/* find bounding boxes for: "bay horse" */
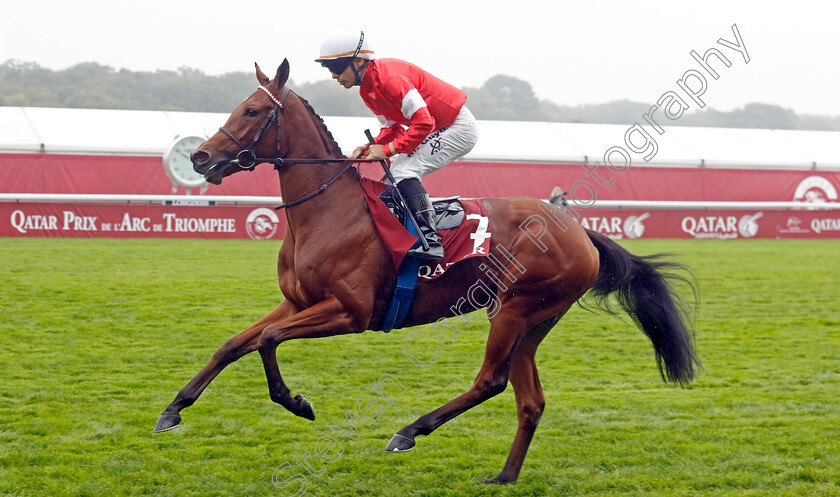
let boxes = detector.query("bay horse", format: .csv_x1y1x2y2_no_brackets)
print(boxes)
154,59,700,484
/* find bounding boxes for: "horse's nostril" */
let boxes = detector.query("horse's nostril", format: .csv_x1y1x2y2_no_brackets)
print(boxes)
190,149,210,166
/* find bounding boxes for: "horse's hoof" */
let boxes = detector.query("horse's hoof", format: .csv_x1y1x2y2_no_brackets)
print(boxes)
385,433,415,452
295,394,315,421
154,412,182,433
478,476,515,485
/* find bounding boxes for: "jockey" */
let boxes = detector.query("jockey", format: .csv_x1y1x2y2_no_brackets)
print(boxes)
316,29,478,262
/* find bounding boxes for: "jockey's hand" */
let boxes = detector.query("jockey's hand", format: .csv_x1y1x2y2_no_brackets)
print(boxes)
364,144,388,162
352,144,370,159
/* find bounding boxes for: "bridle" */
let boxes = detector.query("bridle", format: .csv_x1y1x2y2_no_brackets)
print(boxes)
218,85,292,171
217,85,367,209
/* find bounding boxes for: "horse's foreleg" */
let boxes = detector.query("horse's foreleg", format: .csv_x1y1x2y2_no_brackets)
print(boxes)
153,300,297,433
257,296,364,420
385,312,527,453
259,347,316,421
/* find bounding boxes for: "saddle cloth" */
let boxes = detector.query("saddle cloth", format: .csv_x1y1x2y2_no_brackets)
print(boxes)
359,178,491,279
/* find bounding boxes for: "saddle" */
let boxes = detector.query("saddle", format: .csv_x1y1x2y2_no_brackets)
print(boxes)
359,178,491,332
377,186,466,231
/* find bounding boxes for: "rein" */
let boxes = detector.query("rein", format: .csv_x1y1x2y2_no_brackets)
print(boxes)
218,85,372,210
272,161,356,210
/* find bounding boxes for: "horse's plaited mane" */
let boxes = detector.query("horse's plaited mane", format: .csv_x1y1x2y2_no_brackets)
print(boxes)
292,90,346,159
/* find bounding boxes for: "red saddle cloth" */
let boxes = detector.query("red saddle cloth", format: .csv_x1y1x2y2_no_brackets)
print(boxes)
359,178,491,279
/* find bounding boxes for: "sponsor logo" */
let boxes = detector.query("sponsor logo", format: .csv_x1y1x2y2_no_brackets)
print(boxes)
10,209,101,233
10,210,60,233
6,207,237,235
780,216,810,234
793,176,838,204
737,212,763,238
811,218,840,234
681,212,763,239
168,199,212,206
418,262,456,280
623,213,649,239
579,213,650,239
246,208,280,240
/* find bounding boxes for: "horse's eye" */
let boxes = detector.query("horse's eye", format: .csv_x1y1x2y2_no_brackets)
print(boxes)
245,108,260,117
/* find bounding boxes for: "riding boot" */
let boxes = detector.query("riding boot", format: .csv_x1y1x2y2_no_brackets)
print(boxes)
404,193,445,261
397,179,444,262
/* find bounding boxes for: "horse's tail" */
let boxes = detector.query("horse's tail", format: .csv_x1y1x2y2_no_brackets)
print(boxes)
583,229,700,385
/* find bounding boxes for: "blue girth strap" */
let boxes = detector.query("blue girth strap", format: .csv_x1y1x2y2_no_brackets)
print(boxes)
378,221,421,332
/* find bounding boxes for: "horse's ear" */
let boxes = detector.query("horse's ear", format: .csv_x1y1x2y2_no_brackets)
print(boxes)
274,59,290,88
255,63,270,85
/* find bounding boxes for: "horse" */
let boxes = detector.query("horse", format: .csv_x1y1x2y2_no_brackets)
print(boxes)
154,59,700,484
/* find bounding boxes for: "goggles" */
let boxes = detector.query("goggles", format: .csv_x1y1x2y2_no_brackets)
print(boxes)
322,58,351,75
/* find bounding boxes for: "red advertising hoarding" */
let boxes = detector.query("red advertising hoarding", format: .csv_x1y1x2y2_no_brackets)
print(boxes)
3,203,839,240
2,152,839,239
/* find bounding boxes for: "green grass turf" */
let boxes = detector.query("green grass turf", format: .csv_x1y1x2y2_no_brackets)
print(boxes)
0,238,838,497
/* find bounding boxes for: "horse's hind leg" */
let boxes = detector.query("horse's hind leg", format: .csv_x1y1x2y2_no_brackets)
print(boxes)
479,314,559,484
385,311,530,452
153,300,297,433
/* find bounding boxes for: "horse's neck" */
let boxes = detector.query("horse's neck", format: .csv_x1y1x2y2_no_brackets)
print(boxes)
277,105,364,236
278,165,363,241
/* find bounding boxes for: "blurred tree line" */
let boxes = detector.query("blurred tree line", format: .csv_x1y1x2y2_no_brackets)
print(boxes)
2,60,838,131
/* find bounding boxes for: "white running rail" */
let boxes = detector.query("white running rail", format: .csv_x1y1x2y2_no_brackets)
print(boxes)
2,194,840,210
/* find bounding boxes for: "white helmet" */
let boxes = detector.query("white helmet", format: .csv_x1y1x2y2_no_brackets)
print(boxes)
315,29,375,62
